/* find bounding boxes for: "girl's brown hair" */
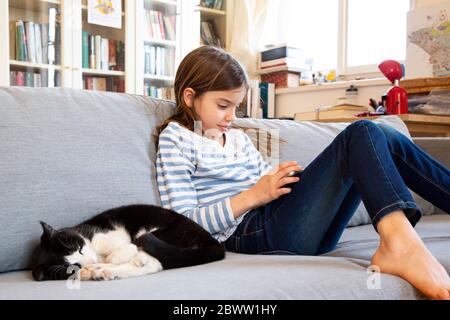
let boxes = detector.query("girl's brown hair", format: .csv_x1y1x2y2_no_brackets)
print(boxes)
156,46,249,139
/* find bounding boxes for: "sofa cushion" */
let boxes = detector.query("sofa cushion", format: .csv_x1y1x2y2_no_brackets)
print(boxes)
0,87,175,273
234,116,435,227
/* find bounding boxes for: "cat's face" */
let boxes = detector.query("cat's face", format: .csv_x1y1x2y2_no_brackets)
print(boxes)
32,222,98,281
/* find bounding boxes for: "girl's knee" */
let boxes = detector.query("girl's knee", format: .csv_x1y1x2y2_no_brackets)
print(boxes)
346,120,380,135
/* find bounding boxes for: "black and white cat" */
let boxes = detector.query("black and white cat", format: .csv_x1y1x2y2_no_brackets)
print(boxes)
32,204,225,281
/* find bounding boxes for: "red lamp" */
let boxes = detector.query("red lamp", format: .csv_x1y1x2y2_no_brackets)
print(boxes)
378,60,408,115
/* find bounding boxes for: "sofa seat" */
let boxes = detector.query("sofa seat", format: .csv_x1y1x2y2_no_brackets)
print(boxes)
1,215,448,300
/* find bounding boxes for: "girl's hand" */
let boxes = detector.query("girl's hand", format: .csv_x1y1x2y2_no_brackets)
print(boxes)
247,161,303,208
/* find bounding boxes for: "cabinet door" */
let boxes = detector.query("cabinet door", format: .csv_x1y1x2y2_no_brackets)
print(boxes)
72,0,127,92
181,0,229,54
136,0,181,99
5,0,65,87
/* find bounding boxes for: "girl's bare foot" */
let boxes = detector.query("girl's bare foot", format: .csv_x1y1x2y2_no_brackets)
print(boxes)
372,211,450,300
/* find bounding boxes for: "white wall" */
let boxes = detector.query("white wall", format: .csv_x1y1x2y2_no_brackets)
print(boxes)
274,0,450,118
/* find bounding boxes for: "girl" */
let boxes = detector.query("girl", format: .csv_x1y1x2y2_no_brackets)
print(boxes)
155,46,450,300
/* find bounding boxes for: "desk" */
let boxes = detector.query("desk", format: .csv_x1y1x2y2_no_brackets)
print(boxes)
305,114,450,137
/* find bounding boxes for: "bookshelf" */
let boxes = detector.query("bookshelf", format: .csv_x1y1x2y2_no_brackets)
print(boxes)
0,0,233,96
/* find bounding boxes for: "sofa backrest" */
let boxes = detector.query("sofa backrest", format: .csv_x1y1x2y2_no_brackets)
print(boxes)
0,87,175,272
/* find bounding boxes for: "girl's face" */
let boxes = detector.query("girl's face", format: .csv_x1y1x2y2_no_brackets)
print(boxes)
187,85,247,137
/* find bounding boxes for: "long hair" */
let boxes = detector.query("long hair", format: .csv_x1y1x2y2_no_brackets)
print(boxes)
156,46,249,139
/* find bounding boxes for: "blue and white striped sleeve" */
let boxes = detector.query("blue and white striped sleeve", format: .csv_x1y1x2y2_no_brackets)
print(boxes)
156,130,238,235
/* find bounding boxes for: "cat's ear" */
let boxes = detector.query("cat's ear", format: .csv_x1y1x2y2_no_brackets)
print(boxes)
39,221,55,239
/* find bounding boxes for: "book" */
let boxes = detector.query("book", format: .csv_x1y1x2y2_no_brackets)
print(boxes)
41,23,49,64
101,38,109,70
82,31,90,68
259,82,276,118
34,23,42,64
260,70,301,88
261,44,303,62
9,21,16,59
249,80,261,118
48,7,57,64
24,21,36,63
260,59,310,71
294,104,372,121
258,65,303,75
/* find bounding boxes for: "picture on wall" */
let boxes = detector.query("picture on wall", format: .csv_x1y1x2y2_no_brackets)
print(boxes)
406,1,450,78
88,0,122,29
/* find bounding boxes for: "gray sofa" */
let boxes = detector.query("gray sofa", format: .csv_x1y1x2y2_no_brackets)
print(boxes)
0,87,449,300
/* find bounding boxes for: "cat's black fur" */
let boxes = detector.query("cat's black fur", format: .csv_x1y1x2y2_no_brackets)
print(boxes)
32,204,225,281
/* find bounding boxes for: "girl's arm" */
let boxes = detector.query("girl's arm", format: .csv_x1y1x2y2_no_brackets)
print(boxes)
230,161,302,218
157,131,240,235
230,132,302,217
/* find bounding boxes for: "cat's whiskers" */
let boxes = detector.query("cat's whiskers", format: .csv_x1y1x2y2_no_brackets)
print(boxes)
48,264,67,278
57,238,72,251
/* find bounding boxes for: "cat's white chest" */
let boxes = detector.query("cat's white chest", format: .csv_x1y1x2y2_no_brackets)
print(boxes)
91,227,132,256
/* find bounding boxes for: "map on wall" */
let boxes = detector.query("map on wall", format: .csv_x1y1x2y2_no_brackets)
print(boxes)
406,2,450,78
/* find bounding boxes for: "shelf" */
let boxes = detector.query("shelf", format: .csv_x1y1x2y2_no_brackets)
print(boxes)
400,76,450,94
144,39,177,47
276,78,390,95
10,60,61,70
82,68,125,77
152,0,178,7
144,0,178,12
197,6,226,19
144,74,174,82
9,0,60,12
81,4,125,16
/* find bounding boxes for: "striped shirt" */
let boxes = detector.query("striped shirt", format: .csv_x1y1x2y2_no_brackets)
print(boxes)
156,121,273,242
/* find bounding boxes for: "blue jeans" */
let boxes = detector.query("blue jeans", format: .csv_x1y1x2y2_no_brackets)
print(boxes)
224,120,450,256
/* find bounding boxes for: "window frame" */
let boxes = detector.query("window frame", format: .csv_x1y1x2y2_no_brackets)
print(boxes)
337,0,416,79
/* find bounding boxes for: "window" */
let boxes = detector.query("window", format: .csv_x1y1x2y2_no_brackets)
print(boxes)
260,0,412,77
345,0,410,74
261,0,338,72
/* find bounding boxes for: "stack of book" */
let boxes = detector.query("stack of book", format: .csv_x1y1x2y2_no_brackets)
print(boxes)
294,104,375,121
201,21,222,48
144,45,175,77
144,85,175,100
143,9,176,41
10,16,61,65
258,44,311,88
10,70,61,87
83,76,125,92
200,0,224,10
236,80,276,119
82,31,125,71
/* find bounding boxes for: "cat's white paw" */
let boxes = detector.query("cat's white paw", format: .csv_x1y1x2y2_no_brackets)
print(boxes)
79,267,93,281
79,266,118,281
130,251,149,267
91,268,117,281
130,251,163,273
105,244,138,265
